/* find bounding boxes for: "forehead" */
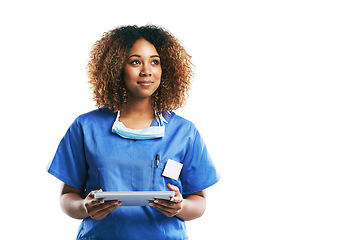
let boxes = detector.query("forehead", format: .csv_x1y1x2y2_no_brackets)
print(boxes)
128,39,159,57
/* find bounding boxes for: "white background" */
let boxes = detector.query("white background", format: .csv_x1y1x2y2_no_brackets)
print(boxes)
1,0,360,239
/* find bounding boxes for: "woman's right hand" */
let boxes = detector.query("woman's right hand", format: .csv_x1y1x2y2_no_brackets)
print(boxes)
84,189,121,220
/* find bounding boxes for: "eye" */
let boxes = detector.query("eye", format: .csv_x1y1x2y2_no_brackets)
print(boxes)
151,59,160,65
130,60,141,65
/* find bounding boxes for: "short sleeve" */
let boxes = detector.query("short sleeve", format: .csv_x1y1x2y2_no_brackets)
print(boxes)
46,118,88,190
180,127,220,195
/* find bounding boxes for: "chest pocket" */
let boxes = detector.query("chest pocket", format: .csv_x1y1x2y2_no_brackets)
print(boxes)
154,156,184,194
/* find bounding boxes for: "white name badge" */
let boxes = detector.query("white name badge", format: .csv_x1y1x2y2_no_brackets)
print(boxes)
162,159,183,180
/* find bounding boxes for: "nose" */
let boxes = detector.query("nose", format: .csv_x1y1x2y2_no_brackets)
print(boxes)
140,64,152,77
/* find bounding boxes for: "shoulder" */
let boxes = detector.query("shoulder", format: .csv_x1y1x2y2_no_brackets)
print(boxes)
75,107,116,127
167,112,195,129
165,112,200,140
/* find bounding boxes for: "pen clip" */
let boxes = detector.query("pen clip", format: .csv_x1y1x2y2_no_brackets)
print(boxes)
155,154,160,168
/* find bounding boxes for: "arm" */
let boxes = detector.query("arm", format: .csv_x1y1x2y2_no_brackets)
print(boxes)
177,190,206,221
149,183,206,221
60,183,121,220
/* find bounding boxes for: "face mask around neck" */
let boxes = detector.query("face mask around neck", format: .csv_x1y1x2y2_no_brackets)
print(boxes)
111,111,165,140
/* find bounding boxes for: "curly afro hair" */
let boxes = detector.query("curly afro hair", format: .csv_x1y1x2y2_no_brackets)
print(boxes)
87,25,193,114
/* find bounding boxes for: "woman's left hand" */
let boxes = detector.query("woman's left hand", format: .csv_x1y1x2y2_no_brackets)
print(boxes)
149,183,183,217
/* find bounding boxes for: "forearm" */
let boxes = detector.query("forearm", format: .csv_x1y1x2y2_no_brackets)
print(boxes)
60,192,89,220
176,194,206,221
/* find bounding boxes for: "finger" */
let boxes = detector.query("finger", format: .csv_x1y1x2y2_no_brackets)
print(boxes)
89,201,121,219
88,189,103,198
92,205,120,220
149,201,171,213
86,189,105,205
149,202,179,217
86,198,105,207
95,202,121,217
153,199,179,207
170,195,183,203
152,199,182,212
90,200,120,212
86,200,120,215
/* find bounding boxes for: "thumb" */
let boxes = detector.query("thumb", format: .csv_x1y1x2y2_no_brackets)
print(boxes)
167,183,179,192
89,189,102,197
167,183,182,203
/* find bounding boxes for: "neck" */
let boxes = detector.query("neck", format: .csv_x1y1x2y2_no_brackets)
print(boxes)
121,97,154,119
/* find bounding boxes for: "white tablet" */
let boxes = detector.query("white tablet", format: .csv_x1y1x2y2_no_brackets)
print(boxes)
94,191,175,206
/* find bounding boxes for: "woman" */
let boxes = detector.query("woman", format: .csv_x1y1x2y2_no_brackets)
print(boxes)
47,25,220,239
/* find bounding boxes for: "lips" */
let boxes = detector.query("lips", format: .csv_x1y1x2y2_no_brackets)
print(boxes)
137,81,154,87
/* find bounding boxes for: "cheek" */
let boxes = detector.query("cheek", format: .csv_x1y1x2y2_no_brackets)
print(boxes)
124,67,138,80
155,68,162,80
123,69,139,88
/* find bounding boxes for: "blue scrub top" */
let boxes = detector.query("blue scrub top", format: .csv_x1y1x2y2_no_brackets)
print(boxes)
47,107,220,240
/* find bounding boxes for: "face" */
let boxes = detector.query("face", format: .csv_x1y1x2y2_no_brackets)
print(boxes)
123,39,162,100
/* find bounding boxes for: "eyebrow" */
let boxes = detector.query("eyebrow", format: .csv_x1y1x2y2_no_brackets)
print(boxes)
127,54,160,60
